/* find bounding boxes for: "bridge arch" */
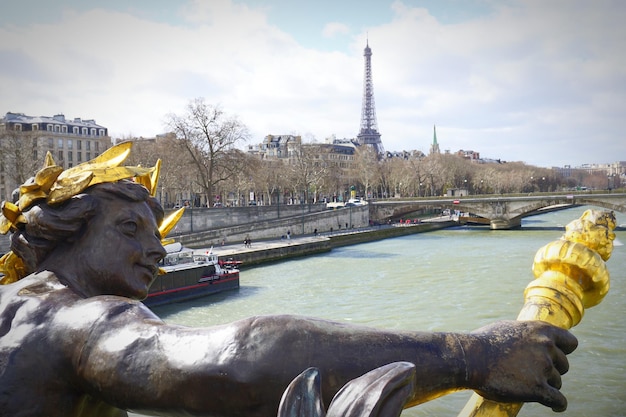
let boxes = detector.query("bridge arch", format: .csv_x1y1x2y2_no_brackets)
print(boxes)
370,193,626,229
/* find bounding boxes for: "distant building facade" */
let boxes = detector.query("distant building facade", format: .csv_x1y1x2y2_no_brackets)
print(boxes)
575,161,626,177
248,134,303,159
322,136,359,170
0,112,111,201
456,149,480,161
247,134,359,202
248,134,358,170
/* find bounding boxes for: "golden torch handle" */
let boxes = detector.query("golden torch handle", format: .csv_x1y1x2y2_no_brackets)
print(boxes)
458,209,614,417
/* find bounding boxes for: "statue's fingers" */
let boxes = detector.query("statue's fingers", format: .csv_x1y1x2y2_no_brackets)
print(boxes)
552,327,578,355
550,345,570,375
543,386,568,413
545,367,563,390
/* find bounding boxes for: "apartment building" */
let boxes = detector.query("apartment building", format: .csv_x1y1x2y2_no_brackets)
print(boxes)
0,112,112,201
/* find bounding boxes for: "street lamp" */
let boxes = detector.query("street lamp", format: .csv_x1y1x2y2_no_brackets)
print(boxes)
301,194,305,234
349,204,352,229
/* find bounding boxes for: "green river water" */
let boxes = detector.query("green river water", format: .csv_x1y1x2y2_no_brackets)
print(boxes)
135,206,625,417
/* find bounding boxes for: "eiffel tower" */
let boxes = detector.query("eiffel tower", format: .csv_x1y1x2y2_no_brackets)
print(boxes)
356,40,384,154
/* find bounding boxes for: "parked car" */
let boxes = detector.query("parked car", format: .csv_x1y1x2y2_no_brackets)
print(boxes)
346,198,367,206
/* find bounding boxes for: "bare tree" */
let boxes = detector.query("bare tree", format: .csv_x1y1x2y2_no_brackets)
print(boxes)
385,158,414,197
0,130,42,197
256,158,288,205
351,146,380,199
164,98,250,207
123,134,199,207
286,142,330,204
407,157,428,197
418,155,442,197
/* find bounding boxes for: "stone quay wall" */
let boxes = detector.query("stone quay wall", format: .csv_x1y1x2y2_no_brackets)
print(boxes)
173,203,327,233
175,205,370,249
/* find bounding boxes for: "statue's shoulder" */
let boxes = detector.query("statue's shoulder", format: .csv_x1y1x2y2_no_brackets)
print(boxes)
1,272,153,320
69,295,162,333
11,271,67,295
0,271,64,304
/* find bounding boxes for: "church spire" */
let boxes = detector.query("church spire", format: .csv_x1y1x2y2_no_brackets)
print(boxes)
430,125,440,155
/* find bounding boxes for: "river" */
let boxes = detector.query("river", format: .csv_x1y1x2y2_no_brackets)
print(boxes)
136,206,626,417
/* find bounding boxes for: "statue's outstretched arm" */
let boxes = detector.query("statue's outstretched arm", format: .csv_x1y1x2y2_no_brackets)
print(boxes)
75,302,576,417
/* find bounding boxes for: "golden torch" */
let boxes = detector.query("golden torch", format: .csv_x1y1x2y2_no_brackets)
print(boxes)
458,209,617,417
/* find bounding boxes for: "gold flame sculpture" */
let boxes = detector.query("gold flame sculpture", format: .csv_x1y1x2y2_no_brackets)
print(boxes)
458,209,616,417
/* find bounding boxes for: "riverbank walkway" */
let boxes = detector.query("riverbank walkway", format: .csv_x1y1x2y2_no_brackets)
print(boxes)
192,215,458,266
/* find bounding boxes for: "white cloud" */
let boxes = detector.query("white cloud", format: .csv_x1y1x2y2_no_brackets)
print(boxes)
322,22,350,38
1,0,624,167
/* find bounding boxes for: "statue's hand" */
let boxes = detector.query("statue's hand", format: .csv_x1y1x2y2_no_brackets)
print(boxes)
463,320,578,412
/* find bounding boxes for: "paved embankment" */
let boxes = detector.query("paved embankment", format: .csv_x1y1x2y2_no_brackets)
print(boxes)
202,219,456,267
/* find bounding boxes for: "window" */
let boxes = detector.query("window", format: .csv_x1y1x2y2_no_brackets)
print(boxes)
82,127,88,135
62,126,67,133
86,152,91,160
67,139,73,150
48,138,54,148
86,141,91,151
90,128,96,136
58,139,63,148
73,127,79,134
54,125,60,133
33,149,38,160
98,129,105,136
95,142,100,152
77,140,82,150
77,152,82,163
68,151,73,162
58,150,63,161
47,125,53,132
32,124,38,131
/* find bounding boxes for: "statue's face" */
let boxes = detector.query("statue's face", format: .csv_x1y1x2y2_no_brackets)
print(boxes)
72,196,166,299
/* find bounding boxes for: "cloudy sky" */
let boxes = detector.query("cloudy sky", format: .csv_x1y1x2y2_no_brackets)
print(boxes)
1,0,624,167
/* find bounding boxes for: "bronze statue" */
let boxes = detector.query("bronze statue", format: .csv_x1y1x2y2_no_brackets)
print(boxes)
0,144,578,417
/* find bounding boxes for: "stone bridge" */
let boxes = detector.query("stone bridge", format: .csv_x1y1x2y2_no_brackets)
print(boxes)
370,193,626,229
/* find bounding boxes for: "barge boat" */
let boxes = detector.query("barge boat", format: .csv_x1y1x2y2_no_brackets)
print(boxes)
144,243,240,308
